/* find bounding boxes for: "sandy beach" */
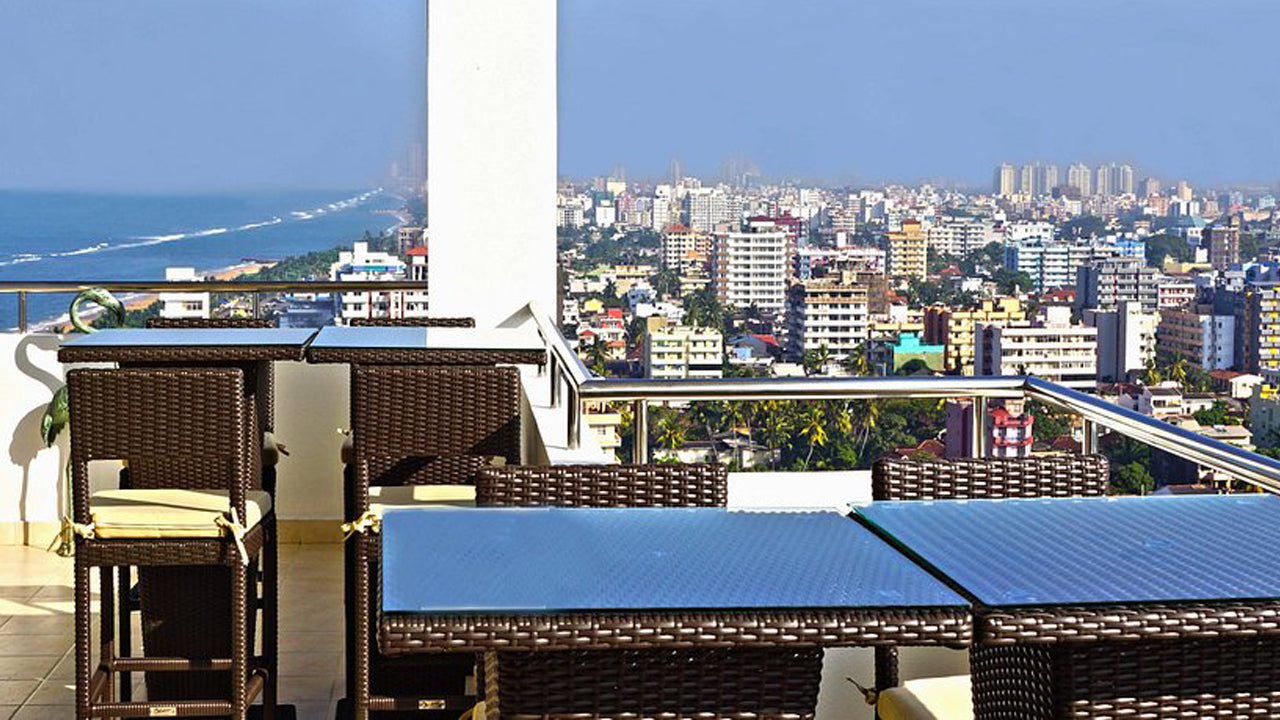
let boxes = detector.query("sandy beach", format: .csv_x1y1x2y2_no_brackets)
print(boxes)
33,261,275,333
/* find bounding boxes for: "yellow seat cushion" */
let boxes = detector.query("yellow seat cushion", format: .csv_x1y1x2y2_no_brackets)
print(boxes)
878,676,973,720
89,488,272,539
368,485,476,515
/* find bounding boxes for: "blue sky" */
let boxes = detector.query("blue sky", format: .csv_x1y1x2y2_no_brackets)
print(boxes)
0,0,426,192
559,0,1280,187
1,1,1275,191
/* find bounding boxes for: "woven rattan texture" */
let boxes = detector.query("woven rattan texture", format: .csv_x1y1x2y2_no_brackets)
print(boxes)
312,346,546,365
974,638,1280,719
351,364,521,487
146,318,277,329
380,608,972,654
484,647,824,720
872,455,1109,501
349,317,477,327
979,602,1280,644
476,464,729,507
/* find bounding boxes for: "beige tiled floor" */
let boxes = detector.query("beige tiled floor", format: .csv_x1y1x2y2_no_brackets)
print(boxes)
0,543,344,719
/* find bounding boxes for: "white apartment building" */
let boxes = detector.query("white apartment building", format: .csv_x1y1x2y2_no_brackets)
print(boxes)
784,273,873,360
1004,241,1120,291
1156,276,1198,309
1004,221,1056,244
686,187,738,233
712,219,789,315
159,267,210,319
556,196,587,229
644,325,724,379
1084,300,1156,383
661,226,712,276
330,241,430,323
927,218,998,257
1157,304,1236,370
975,306,1099,388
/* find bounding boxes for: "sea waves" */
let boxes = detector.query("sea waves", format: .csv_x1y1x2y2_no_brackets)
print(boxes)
0,189,381,267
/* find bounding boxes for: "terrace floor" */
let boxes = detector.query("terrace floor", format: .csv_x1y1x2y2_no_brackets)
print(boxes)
0,544,344,719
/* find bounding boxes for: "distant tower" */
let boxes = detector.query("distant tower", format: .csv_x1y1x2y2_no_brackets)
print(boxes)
1117,164,1135,195
1019,165,1036,195
669,158,682,186
994,163,1016,196
1095,164,1114,198
1068,164,1093,197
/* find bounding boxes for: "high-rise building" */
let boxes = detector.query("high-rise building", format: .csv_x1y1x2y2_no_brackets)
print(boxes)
1084,300,1157,382
994,164,1016,196
1067,164,1093,197
975,306,1098,389
1039,164,1060,195
1157,304,1236,370
1019,165,1036,195
1117,164,1135,195
887,219,928,279
1004,240,1121,291
1244,283,1280,375
784,271,880,360
1142,177,1162,197
661,226,712,278
1177,181,1194,202
686,187,737,233
1075,257,1159,311
1095,164,1114,198
927,217,998,257
1207,221,1240,271
712,218,789,315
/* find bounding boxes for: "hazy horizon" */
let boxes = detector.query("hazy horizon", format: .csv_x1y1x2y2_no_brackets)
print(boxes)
0,0,425,194
559,0,1280,189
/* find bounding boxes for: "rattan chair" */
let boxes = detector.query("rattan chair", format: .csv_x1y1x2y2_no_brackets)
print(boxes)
343,364,522,719
469,463,829,720
347,317,476,327
66,367,277,720
870,454,1109,720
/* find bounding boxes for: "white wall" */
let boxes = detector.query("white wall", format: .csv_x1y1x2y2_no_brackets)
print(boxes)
427,0,558,327
0,334,68,530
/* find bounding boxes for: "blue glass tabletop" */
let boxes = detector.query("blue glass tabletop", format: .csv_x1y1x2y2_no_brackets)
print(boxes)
60,327,317,347
856,494,1280,607
309,326,542,351
381,507,969,614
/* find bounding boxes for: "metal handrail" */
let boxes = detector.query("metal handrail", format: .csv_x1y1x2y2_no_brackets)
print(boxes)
0,279,430,333
525,303,1280,494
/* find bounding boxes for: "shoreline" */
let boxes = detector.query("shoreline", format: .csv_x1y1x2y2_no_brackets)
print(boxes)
31,261,276,333
28,212,409,333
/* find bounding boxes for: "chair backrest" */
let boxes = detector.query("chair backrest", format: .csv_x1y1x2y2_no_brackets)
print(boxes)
350,364,521,488
872,454,1109,501
146,317,277,329
348,317,476,328
476,464,728,508
67,367,250,521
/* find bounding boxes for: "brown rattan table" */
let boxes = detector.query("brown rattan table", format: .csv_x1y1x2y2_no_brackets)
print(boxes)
376,507,971,716
856,494,1280,719
57,326,317,363
305,325,546,365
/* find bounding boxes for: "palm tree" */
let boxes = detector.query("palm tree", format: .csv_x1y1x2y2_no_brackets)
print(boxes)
1168,356,1188,387
804,344,832,377
841,345,871,376
586,339,608,377
798,403,829,470
655,411,687,455
725,401,754,467
1142,358,1163,386
856,400,881,456
759,401,793,469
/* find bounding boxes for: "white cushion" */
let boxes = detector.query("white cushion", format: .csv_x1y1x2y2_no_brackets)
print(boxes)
369,485,476,516
878,676,973,720
89,488,272,539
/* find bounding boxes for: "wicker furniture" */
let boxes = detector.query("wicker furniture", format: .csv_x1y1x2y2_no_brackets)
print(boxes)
344,364,523,719
378,498,971,720
66,367,277,720
857,493,1280,719
349,317,476,327
307,325,546,366
869,454,1108,718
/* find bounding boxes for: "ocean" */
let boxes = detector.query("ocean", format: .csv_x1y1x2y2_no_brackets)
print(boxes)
0,188,403,329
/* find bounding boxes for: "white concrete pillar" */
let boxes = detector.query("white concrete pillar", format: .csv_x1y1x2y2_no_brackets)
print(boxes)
427,0,557,327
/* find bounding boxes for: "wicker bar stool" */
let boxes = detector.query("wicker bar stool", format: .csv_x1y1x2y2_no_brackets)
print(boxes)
468,463,830,720
66,367,278,720
347,317,476,327
342,364,522,719
869,454,1109,720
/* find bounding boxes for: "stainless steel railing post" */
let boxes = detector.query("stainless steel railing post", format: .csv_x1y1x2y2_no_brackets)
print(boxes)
549,354,560,407
566,385,581,450
632,399,648,465
17,291,27,334
971,396,988,458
